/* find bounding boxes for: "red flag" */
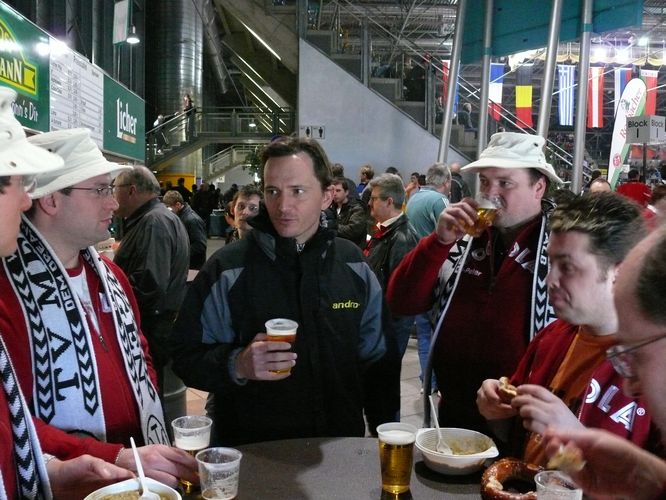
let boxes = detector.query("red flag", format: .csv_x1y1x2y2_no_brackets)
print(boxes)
641,69,658,115
515,65,533,128
587,67,604,128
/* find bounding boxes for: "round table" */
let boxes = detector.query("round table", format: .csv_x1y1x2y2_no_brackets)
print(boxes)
234,437,482,499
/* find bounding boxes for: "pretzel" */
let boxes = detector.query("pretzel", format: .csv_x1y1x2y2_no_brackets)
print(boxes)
481,458,541,500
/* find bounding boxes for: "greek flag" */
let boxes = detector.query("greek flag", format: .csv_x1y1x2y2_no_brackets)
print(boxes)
557,65,575,127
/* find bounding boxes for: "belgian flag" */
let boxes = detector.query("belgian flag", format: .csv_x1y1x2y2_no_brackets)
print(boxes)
515,65,533,128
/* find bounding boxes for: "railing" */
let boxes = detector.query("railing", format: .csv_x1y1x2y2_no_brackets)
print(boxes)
145,107,295,165
205,143,265,180
312,0,582,178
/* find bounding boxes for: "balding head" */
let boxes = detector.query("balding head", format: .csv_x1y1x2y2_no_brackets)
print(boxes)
113,165,161,218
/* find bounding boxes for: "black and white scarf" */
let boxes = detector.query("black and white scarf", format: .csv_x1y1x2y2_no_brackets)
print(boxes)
423,212,556,410
0,335,51,500
3,217,168,447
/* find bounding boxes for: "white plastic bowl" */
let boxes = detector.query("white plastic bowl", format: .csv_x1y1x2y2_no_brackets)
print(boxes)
83,477,181,499
415,427,499,475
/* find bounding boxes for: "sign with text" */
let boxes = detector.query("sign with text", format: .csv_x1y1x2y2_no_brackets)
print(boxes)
0,2,51,131
103,75,145,159
626,115,666,144
0,1,145,161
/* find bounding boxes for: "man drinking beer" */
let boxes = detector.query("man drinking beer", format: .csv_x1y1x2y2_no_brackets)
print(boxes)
387,132,562,433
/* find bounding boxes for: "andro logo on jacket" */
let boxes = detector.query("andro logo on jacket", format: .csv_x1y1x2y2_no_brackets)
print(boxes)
332,300,360,309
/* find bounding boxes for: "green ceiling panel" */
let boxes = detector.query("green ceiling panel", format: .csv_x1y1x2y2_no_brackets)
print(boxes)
461,0,644,64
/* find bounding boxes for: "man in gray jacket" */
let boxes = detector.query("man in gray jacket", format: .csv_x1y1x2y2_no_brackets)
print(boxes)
113,166,189,391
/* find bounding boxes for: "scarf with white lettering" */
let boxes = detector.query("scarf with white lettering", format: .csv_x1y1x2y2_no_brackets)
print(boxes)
3,217,168,447
0,335,51,500
424,209,556,403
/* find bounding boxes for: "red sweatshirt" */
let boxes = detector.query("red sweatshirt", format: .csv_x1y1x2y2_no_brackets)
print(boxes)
387,217,543,432
0,255,158,462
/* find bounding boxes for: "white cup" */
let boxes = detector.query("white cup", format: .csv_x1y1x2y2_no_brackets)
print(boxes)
535,470,583,500
196,447,242,500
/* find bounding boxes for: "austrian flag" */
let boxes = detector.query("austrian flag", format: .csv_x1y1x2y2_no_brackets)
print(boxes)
587,67,604,128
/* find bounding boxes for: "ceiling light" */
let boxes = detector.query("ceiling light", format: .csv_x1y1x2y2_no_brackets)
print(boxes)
638,36,649,47
127,26,140,45
249,120,257,128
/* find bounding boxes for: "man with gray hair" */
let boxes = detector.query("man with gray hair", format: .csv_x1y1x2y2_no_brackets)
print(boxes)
404,162,451,393
113,166,189,390
0,129,197,487
364,173,419,426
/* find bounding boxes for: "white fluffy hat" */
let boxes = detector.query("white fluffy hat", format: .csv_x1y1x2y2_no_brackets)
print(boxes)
0,86,64,176
462,132,562,185
28,128,132,198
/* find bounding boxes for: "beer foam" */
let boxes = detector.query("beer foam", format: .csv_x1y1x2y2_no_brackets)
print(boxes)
379,429,416,445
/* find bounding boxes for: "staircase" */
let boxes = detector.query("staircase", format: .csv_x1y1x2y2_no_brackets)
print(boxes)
146,107,294,172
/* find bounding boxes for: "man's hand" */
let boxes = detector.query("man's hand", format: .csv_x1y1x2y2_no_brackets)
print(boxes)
116,444,198,488
235,333,297,380
543,427,666,499
512,384,584,435
47,454,134,499
435,197,478,245
476,378,517,420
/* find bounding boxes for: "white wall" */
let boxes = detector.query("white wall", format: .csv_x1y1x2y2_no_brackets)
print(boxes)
298,39,467,183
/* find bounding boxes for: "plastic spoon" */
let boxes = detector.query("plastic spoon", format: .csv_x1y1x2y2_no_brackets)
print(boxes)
428,394,452,454
130,437,160,500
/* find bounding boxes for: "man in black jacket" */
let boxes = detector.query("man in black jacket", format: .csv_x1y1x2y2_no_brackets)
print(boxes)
163,190,207,270
364,173,419,424
170,138,386,445
331,177,367,247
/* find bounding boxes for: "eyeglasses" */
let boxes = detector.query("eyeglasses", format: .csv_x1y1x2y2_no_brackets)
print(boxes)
606,332,666,379
68,185,115,198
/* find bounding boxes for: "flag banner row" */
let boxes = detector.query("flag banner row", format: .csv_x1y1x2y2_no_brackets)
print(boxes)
439,63,660,129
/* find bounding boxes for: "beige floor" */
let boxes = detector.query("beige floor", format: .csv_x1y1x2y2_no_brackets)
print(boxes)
184,237,427,428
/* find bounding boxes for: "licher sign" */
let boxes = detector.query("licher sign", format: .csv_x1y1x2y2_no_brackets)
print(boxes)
116,98,138,143
104,75,145,159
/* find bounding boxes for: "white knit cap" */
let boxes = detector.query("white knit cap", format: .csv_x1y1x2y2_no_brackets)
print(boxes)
28,128,132,198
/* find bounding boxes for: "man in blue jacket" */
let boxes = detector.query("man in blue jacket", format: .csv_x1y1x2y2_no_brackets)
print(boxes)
170,137,386,445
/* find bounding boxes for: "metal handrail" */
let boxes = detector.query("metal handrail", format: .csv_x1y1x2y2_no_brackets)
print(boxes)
320,0,577,173
145,107,295,165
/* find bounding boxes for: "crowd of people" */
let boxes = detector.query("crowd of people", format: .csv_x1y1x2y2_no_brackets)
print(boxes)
2,77,666,498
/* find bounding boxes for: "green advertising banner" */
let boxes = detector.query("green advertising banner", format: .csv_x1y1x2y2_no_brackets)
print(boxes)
0,2,50,131
0,1,145,161
103,75,145,160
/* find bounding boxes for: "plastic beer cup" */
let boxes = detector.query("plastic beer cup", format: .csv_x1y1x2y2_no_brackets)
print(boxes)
376,422,417,494
265,318,298,374
460,193,501,237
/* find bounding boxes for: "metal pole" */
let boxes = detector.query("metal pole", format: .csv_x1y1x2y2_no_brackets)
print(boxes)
537,0,564,138
572,0,593,194
437,0,468,163
477,0,494,158
362,19,370,87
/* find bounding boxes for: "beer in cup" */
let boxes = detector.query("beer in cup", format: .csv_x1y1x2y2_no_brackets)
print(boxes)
376,422,417,494
265,318,298,374
460,193,501,237
171,415,213,494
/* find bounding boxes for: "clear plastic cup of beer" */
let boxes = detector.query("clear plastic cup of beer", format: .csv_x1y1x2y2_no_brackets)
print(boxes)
171,415,213,494
460,193,502,237
376,422,417,495
265,318,298,374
